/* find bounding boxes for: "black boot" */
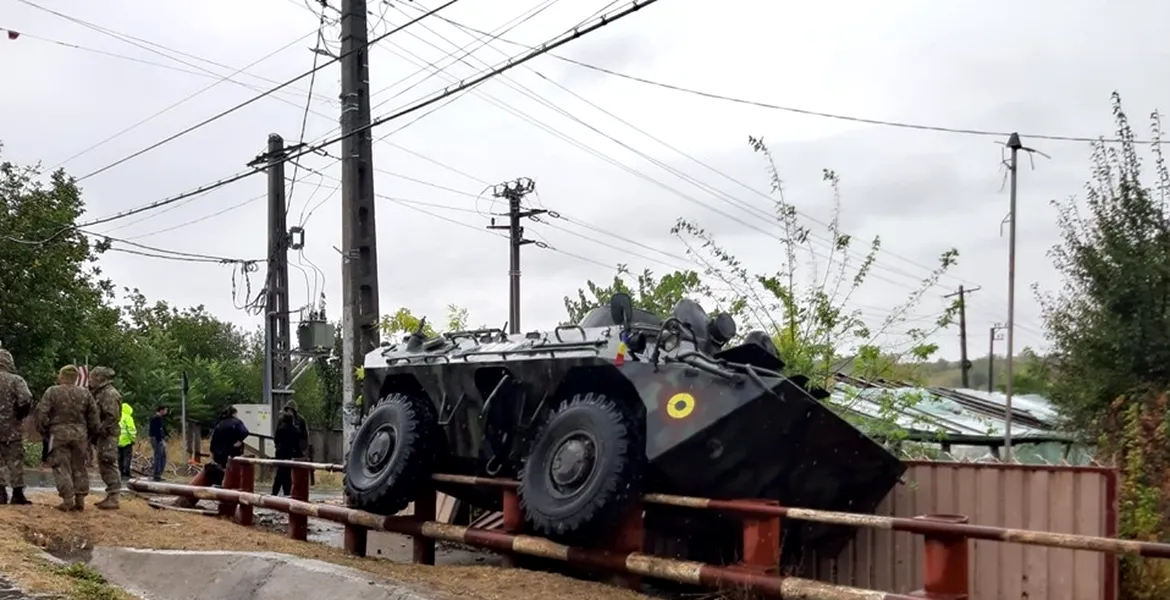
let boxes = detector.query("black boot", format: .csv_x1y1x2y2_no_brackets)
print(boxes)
10,487,30,505
0,487,9,505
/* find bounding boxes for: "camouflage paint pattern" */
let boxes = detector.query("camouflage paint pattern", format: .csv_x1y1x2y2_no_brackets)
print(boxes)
0,350,32,488
49,440,90,499
37,372,100,500
35,382,100,445
0,349,32,444
89,366,122,493
0,442,24,488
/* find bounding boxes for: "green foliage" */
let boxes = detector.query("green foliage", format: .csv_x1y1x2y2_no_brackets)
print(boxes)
1037,93,1170,432
0,147,272,434
0,149,116,391
54,562,121,600
563,138,963,440
1034,94,1170,596
563,265,708,324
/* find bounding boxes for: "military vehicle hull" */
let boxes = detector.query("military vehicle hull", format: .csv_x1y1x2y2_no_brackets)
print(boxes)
349,299,906,564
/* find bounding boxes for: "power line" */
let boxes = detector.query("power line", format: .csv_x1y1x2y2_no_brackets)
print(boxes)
387,3,949,295
20,0,666,243
48,29,322,169
14,1,334,105
65,0,466,182
400,4,1157,146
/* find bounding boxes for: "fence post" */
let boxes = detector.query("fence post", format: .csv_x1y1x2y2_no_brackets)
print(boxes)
412,486,436,565
500,488,523,567
217,460,241,519
606,501,645,592
236,461,255,526
343,524,368,557
914,514,970,600
738,499,782,574
288,467,310,541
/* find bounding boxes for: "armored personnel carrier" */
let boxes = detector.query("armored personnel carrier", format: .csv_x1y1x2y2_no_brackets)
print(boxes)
346,293,906,561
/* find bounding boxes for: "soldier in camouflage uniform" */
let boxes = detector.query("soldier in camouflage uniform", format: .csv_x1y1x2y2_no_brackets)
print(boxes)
35,365,100,512
0,350,32,505
88,367,121,509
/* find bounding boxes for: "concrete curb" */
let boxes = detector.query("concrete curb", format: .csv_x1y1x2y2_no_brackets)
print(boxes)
88,547,459,600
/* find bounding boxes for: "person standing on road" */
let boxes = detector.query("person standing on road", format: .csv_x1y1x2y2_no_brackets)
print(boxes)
35,365,100,512
209,406,249,469
87,367,122,509
283,400,311,484
117,402,136,479
272,410,302,496
148,405,168,481
0,350,33,505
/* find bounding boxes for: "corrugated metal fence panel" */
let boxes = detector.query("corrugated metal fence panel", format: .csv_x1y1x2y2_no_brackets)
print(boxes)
801,461,1117,600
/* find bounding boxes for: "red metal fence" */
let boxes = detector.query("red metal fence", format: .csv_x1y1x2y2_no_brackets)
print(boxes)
128,457,1162,600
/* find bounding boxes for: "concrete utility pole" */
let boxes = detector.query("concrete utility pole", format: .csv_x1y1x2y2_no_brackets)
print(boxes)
987,323,1006,393
487,178,543,334
943,285,981,388
339,0,380,457
1004,132,1023,462
264,133,292,430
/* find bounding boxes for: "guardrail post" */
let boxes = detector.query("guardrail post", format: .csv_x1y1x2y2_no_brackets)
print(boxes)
738,499,781,574
344,523,368,557
500,487,524,567
288,467,310,541
412,486,436,565
236,461,255,526
606,501,645,591
914,514,970,600
217,460,241,519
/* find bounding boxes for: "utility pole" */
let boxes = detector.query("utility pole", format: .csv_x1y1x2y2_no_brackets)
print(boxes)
1004,132,1023,462
339,0,380,456
988,323,1006,393
264,134,292,433
943,285,981,388
487,178,543,334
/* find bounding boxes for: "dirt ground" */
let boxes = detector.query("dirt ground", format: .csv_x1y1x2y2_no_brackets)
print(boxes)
0,491,655,600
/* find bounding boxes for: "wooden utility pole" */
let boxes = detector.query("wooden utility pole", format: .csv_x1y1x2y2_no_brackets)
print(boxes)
943,285,980,388
486,178,543,334
261,133,292,432
339,0,380,456
1004,133,1022,461
988,323,1006,393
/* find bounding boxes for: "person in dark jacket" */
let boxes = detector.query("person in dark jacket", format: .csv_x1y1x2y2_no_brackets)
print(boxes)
209,406,249,469
283,400,312,485
271,411,303,496
148,406,168,481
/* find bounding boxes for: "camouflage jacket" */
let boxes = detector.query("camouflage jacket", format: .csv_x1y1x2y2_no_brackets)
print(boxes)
0,354,32,444
91,384,122,439
35,384,100,445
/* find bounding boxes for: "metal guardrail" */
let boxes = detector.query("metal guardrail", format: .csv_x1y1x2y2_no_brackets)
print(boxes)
132,457,1170,600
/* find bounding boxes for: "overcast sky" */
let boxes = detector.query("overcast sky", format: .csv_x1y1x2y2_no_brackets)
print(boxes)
3,0,1169,363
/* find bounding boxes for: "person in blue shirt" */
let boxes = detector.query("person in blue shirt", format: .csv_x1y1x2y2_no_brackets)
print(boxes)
148,405,168,481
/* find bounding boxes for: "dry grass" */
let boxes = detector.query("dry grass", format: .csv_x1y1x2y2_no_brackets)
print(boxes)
0,492,653,600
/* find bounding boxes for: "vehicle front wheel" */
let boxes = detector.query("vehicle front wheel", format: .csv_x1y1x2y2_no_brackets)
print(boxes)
518,392,643,543
344,392,438,515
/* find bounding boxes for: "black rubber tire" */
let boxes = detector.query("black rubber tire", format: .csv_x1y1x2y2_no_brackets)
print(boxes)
518,392,643,542
344,392,437,515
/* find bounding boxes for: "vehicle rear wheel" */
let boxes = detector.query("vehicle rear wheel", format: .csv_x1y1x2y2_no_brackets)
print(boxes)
344,392,438,515
519,392,643,542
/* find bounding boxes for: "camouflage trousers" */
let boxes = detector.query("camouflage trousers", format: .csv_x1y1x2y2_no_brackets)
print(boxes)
0,441,24,488
49,440,89,500
94,436,120,494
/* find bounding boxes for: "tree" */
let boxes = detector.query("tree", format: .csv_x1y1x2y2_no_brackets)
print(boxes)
564,137,962,440
1038,93,1170,430
1035,93,1170,597
0,148,117,389
563,265,707,324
